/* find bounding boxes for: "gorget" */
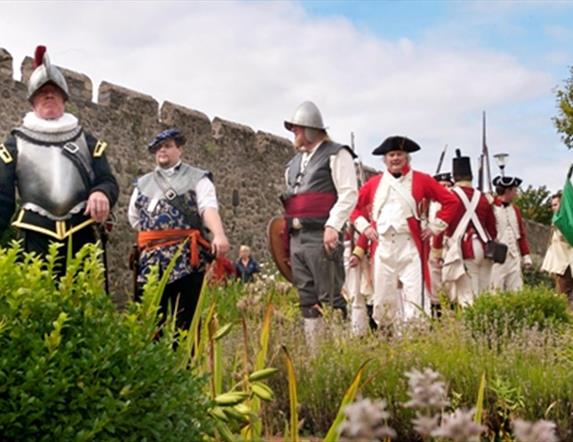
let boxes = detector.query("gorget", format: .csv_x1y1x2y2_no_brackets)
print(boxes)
138,163,208,201
14,126,94,220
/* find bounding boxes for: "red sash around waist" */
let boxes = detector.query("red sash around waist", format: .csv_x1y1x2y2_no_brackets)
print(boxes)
283,192,337,218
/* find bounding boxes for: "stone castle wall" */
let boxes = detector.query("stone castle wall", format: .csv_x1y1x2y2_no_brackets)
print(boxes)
0,48,292,304
0,48,551,304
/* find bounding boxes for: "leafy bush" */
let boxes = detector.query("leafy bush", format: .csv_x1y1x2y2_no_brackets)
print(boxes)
0,242,213,441
463,286,570,337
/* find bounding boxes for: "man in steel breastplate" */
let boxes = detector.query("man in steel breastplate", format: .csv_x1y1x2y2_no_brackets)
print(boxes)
128,128,229,330
282,101,358,346
0,46,118,268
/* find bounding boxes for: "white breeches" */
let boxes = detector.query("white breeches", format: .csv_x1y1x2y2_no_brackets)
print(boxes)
449,244,492,306
372,230,428,326
491,253,523,292
343,242,373,336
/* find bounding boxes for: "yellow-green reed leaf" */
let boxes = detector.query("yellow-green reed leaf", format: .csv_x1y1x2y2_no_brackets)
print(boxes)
223,406,249,423
255,301,274,371
209,406,228,422
214,420,236,442
215,392,249,406
248,367,279,382
282,346,299,442
251,382,274,401
187,275,209,364
214,332,223,396
323,359,372,442
213,322,233,341
234,403,251,415
474,372,486,424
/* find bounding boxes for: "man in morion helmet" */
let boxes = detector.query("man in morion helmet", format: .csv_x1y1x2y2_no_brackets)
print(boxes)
282,101,358,346
0,46,118,268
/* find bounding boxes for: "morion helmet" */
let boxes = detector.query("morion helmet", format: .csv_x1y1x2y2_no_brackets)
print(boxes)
284,101,327,131
27,46,69,102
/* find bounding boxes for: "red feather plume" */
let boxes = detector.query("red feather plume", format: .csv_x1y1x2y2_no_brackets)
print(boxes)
33,46,47,68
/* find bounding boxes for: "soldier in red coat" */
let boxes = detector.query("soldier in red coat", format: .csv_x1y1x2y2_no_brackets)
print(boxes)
438,150,497,305
491,176,532,291
351,136,461,327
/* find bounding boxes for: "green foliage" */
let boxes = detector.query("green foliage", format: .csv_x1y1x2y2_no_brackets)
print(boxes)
514,184,553,225
463,286,570,337
214,281,573,440
0,242,212,441
554,65,573,149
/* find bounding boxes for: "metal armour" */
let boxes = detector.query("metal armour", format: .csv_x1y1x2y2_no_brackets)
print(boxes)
284,101,326,131
15,132,93,219
137,163,209,202
27,52,69,101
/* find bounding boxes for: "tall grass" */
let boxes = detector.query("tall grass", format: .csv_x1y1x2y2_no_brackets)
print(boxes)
209,281,573,440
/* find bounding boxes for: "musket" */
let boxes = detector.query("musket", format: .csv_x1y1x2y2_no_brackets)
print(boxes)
482,111,493,193
477,153,484,192
350,131,365,187
435,144,448,175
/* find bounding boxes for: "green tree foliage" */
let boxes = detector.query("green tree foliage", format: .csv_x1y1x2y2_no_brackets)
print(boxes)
554,65,573,149
0,243,213,441
514,184,553,225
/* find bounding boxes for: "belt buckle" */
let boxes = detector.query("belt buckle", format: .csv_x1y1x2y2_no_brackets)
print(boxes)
64,142,79,154
292,217,302,230
165,189,177,200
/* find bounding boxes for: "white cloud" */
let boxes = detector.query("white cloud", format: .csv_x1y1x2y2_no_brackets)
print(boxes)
0,0,566,191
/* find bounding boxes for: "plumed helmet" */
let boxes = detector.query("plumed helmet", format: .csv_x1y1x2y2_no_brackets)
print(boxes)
27,46,69,102
148,128,186,153
284,101,327,131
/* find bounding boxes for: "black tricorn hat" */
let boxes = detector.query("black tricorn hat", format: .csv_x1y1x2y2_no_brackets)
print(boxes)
493,176,522,188
372,136,421,156
452,149,472,179
434,172,453,184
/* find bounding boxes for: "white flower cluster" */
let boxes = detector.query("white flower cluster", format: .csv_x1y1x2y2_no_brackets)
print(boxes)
338,367,559,441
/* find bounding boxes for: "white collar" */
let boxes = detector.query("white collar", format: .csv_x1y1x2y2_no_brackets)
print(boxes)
22,112,79,133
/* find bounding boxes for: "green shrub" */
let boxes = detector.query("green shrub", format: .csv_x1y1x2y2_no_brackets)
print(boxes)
463,286,570,337
0,242,213,441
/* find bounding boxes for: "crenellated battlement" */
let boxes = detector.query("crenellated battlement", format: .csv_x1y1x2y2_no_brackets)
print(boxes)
0,47,292,304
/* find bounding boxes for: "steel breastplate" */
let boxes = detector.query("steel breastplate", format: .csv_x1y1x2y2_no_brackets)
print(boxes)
15,130,93,220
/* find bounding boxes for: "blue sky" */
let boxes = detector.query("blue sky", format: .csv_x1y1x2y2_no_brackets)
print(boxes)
1,0,572,191
300,0,573,188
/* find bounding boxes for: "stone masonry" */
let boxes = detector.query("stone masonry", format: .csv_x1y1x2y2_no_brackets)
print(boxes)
0,48,292,305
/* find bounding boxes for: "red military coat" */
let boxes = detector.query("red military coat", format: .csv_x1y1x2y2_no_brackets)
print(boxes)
351,168,461,290
433,185,497,260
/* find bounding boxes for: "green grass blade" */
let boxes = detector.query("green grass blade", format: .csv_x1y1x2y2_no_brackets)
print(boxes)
323,359,372,442
475,371,487,424
282,346,299,442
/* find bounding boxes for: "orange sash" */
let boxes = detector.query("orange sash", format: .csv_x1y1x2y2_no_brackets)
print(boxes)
138,228,211,268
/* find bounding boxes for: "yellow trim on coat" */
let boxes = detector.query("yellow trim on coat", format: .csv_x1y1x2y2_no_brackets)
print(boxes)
93,140,108,158
12,210,95,241
0,144,13,164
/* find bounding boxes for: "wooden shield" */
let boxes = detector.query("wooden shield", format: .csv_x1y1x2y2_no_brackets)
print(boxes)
266,215,293,283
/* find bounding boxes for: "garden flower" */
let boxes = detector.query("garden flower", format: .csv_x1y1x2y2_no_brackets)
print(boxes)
512,418,558,442
432,408,486,442
339,398,396,441
412,413,440,438
404,367,449,411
